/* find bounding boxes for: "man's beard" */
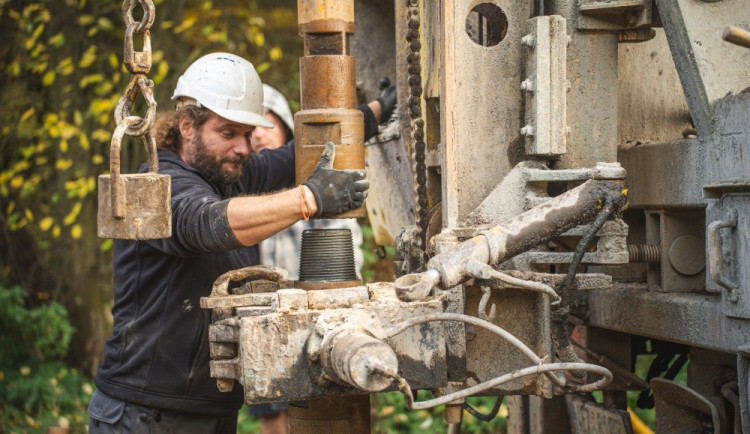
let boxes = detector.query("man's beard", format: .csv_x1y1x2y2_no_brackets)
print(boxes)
188,134,249,186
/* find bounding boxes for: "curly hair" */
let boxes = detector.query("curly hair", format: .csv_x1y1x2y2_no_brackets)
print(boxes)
153,105,211,152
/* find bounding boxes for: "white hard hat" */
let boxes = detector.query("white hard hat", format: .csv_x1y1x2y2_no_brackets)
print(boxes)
262,84,294,132
172,52,273,128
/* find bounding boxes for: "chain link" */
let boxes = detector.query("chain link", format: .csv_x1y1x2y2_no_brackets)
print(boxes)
405,0,429,262
114,0,157,137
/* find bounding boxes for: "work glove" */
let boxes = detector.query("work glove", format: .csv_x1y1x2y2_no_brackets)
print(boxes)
303,142,369,217
376,77,397,123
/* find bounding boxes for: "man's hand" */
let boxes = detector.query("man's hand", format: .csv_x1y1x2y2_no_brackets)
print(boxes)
303,142,369,217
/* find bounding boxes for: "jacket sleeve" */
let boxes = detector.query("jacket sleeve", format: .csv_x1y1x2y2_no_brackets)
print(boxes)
244,141,296,194
146,165,245,257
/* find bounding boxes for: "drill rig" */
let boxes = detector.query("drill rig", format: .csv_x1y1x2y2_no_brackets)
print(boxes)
102,0,750,432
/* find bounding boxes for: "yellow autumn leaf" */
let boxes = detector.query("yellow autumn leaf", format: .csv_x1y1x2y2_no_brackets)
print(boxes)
80,134,90,151
57,57,74,75
32,61,48,74
24,209,33,222
42,70,56,86
59,139,68,153
39,217,53,231
78,14,93,25
269,46,283,61
59,63,74,76
13,161,30,172
79,46,96,68
52,225,61,238
253,32,265,47
71,224,82,239
91,129,110,142
173,15,197,34
48,32,64,46
20,108,36,123
92,154,105,164
55,159,73,170
97,17,113,30
153,61,169,84
25,415,40,428
63,202,82,225
89,98,113,115
61,124,77,139
44,113,59,125
10,176,23,188
100,238,113,252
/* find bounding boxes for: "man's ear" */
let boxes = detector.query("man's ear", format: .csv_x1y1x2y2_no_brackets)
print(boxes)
178,116,194,142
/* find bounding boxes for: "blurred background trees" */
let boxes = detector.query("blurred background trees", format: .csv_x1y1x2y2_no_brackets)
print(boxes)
0,0,301,377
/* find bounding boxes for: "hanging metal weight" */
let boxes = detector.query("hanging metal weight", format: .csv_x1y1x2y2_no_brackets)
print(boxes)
97,116,171,240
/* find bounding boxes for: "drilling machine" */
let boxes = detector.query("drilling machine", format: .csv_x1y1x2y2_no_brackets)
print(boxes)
197,0,748,432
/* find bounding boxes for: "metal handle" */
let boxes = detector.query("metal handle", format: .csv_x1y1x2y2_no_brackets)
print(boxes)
210,265,288,297
708,209,738,302
723,26,750,50
109,117,159,219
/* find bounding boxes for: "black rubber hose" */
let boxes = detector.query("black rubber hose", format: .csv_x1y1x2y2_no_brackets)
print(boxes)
461,396,503,422
551,197,616,373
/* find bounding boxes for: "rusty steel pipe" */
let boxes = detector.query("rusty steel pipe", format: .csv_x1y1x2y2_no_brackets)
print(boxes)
395,179,628,300
295,0,365,218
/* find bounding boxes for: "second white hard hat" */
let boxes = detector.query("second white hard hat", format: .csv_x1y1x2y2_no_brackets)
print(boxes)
172,52,273,128
262,84,294,132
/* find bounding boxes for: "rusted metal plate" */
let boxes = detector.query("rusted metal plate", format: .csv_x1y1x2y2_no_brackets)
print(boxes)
98,173,171,240
652,378,721,434
565,394,633,434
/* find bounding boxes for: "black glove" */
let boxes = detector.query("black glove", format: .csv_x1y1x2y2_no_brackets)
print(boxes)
303,142,369,217
376,78,397,123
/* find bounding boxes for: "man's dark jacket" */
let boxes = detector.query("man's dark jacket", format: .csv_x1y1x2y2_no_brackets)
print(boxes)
94,145,294,416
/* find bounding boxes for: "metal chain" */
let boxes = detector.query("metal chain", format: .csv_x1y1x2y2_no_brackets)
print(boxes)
405,0,429,262
114,0,157,138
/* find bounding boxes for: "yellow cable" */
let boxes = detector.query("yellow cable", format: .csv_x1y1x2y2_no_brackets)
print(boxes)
628,407,654,434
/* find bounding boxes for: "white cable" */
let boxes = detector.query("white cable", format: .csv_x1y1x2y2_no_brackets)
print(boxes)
377,362,612,410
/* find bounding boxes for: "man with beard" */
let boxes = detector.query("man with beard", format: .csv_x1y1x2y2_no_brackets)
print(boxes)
88,53,376,433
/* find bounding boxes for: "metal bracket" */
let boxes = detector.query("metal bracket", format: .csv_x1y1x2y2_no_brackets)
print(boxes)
708,208,738,302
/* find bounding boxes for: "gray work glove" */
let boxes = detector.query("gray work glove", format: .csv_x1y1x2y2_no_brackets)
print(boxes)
376,78,397,123
303,142,369,217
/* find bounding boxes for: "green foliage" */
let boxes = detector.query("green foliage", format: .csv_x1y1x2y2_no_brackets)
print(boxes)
360,221,396,284
0,285,94,432
0,0,304,372
374,391,507,433
236,405,262,433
